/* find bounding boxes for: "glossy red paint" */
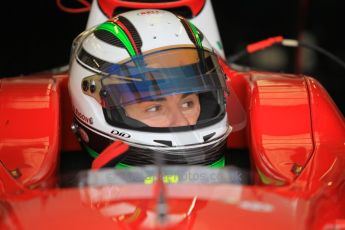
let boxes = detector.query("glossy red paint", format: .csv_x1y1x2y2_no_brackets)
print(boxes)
97,0,206,18
0,184,313,230
0,76,61,189
249,72,314,184
0,62,344,229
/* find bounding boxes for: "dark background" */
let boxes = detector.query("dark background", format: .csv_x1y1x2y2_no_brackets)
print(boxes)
1,0,344,114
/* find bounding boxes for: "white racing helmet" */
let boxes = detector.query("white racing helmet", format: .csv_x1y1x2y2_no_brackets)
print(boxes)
69,9,232,167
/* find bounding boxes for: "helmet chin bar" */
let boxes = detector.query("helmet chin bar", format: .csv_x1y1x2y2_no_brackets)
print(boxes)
120,138,227,166
72,114,231,167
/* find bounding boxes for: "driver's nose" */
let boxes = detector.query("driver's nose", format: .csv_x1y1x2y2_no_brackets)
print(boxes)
167,108,190,127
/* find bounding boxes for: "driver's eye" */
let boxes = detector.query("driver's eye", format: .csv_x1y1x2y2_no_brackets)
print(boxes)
182,101,194,108
146,105,161,112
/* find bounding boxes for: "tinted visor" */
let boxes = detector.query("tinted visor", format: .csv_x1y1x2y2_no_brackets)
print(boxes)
98,49,227,107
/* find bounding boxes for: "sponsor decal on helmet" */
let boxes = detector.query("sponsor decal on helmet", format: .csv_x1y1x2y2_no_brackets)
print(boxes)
111,129,131,138
137,10,163,16
75,108,94,125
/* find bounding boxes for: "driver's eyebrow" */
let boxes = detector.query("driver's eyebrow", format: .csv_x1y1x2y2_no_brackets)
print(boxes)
181,93,193,99
139,93,194,103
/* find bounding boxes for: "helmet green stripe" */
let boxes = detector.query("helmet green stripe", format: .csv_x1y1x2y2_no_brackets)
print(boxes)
209,156,225,168
83,143,99,158
187,21,203,50
96,22,136,57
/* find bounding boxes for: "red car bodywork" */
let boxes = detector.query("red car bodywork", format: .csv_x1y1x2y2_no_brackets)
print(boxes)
0,60,345,229
97,0,206,18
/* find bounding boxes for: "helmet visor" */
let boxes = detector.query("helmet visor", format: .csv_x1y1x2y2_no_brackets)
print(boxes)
81,48,228,128
99,48,227,106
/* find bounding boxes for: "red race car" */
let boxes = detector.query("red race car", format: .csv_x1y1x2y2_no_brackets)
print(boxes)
1,1,345,230
1,51,345,229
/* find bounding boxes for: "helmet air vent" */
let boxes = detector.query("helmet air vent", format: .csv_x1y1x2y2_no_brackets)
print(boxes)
203,132,215,142
153,140,173,147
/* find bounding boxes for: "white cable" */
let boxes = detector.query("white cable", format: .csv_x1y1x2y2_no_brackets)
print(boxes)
282,39,299,47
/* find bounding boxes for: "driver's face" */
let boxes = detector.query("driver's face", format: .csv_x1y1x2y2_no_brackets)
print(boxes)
124,93,200,127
